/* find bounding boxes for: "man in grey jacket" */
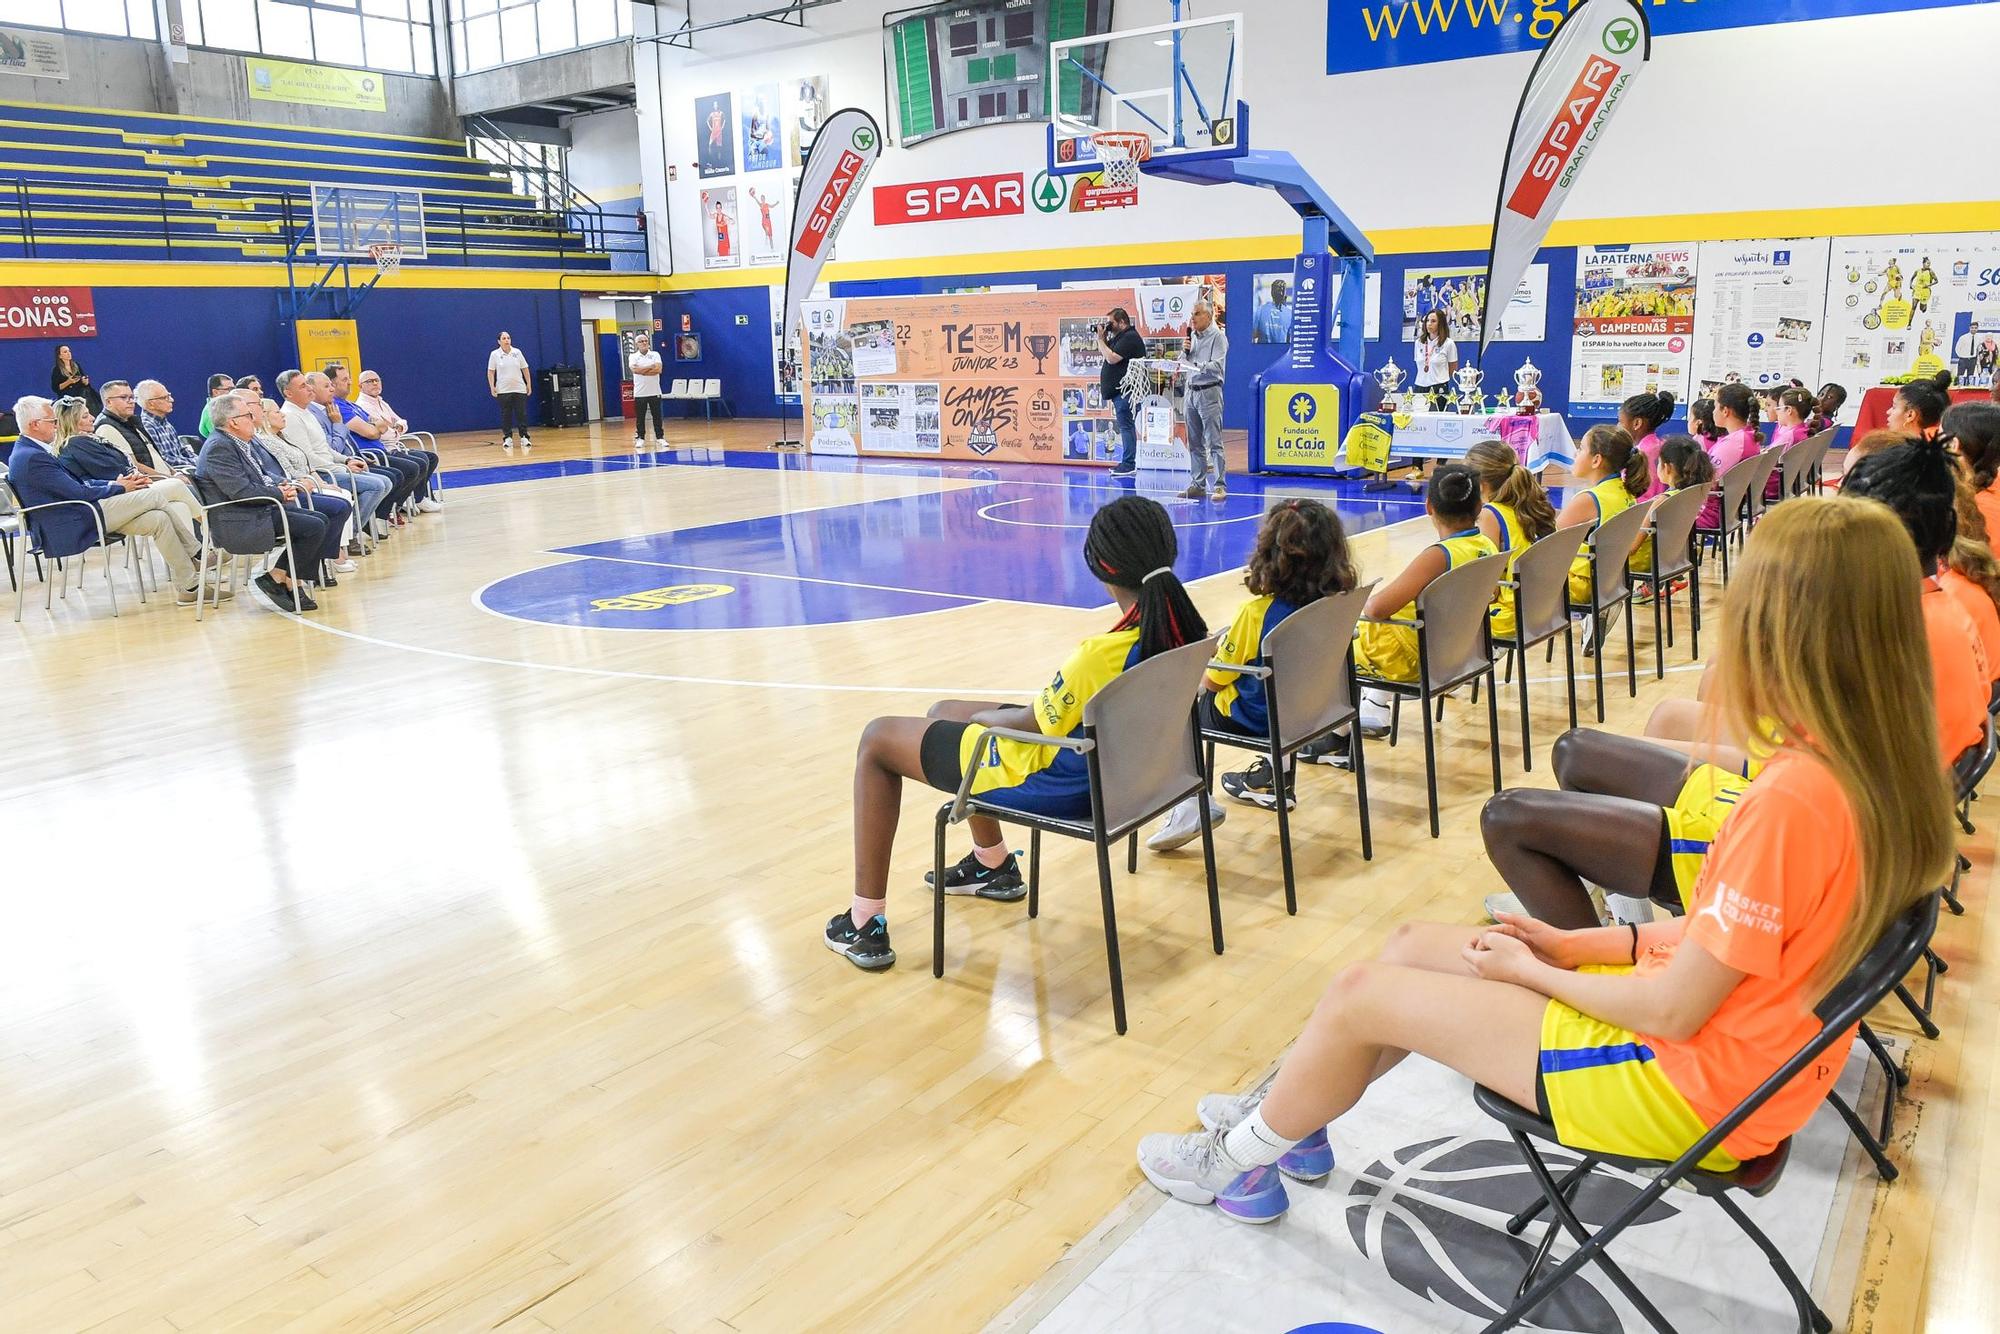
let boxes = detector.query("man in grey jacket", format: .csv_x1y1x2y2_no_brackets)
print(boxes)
1179,300,1228,500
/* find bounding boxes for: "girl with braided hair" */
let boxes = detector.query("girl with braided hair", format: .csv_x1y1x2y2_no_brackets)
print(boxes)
825,495,1207,971
1149,499,1358,845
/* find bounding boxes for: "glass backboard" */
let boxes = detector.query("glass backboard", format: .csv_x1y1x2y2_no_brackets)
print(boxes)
1046,10,1247,177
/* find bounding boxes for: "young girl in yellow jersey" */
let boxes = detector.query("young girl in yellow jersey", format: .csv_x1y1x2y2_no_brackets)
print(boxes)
1466,440,1557,645
826,496,1207,970
1557,425,1652,654
1137,498,1953,1224
1149,500,1358,839
1351,464,1496,735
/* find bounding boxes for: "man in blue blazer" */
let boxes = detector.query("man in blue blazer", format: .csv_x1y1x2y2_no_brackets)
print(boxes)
195,391,338,612
6,394,215,606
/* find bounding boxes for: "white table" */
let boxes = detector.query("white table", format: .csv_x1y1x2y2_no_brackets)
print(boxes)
1335,409,1576,473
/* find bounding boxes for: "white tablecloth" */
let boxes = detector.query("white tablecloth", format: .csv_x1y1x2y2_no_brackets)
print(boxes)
1337,410,1575,472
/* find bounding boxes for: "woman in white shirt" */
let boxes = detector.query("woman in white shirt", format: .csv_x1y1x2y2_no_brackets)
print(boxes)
1413,308,1459,410
487,331,533,452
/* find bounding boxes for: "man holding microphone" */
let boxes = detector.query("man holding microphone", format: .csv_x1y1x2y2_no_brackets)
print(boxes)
1179,300,1228,501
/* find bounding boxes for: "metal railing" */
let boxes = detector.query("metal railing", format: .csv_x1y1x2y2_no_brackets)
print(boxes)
0,171,644,267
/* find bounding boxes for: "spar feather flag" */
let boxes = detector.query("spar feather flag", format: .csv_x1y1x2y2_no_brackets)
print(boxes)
1479,0,1651,353
780,108,881,379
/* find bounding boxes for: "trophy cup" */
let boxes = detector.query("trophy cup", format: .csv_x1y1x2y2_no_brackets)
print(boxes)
1512,358,1544,412
1453,363,1485,415
1026,333,1056,375
1374,358,1405,410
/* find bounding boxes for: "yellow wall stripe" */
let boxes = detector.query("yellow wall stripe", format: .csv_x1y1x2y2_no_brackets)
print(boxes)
0,97,463,148
0,257,666,292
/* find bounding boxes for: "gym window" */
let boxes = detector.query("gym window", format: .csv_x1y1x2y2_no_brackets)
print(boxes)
180,0,437,77
0,0,155,40
450,0,630,74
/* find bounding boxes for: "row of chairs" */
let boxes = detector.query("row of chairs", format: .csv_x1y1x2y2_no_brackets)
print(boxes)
656,379,731,423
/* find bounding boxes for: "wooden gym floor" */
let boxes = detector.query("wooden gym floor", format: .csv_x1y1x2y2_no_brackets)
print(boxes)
0,418,1991,1332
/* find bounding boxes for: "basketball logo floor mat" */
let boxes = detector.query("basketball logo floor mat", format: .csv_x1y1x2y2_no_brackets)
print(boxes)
995,1049,1882,1334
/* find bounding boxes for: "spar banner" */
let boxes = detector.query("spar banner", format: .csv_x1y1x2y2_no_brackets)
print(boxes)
780,108,881,380
1328,0,1990,75
1478,0,1649,353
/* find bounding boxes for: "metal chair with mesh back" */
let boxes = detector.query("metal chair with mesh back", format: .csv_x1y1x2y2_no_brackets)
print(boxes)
1694,451,1763,586
1473,891,1940,1334
1629,483,1711,680
1198,584,1376,915
931,639,1220,1035
1357,552,1508,838
1566,499,1654,723
1492,523,1591,772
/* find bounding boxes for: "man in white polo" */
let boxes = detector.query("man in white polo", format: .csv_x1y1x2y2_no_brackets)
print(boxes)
629,334,666,454
487,330,533,452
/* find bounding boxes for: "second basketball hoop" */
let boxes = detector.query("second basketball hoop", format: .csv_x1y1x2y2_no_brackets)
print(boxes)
1083,130,1151,210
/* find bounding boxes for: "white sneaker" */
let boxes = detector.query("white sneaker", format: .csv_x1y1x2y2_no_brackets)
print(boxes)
633,437,647,453
1484,891,1524,922
331,557,357,574
1580,602,1622,655
1196,1092,1336,1181
417,498,442,514
1148,795,1226,851
1358,689,1394,738
501,437,514,452
520,439,533,452
1136,1130,1291,1222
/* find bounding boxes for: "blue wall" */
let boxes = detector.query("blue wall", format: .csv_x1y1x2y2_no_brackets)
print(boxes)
0,282,590,436
658,286,781,419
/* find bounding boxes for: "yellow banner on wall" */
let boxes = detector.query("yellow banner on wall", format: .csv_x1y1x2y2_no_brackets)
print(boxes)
296,319,362,386
245,57,386,112
1263,383,1342,469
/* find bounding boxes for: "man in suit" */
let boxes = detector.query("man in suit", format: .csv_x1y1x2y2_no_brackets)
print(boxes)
196,391,338,612
7,394,217,606
278,368,389,552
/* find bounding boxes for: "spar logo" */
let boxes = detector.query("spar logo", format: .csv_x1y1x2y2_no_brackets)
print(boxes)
795,149,866,260
1504,52,1628,219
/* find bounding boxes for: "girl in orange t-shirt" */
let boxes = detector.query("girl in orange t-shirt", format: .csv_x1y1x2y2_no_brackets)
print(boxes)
1945,401,2000,550
1136,499,1954,1222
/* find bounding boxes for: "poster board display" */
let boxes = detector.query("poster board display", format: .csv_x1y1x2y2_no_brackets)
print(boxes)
802,287,1198,465
1823,233,2000,393
1691,238,1830,394
1402,263,1548,344
1568,243,1699,417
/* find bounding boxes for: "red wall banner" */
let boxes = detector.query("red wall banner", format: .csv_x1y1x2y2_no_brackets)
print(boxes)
0,287,97,340
872,173,1025,226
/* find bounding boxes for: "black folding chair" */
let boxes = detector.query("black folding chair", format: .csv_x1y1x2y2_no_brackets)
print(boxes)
1472,892,1941,1334
931,639,1220,1035
1629,484,1711,679
1356,552,1507,838
1567,500,1654,722
1491,523,1591,772
1694,452,1763,587
1198,584,1375,915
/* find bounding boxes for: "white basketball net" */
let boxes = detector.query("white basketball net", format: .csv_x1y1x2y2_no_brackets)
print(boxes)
369,241,402,274
1091,131,1152,193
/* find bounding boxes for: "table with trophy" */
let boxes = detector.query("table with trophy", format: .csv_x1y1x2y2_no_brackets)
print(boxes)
1352,357,1576,476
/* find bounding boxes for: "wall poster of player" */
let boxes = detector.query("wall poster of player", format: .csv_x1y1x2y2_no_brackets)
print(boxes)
739,83,783,172
694,92,735,178
700,187,740,269
744,182,789,266
789,76,828,166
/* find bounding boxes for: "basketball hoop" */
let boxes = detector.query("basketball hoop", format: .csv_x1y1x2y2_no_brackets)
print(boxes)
1089,130,1153,197
368,241,402,275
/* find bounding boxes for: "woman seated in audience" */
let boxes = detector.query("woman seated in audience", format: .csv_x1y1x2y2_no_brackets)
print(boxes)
1945,472,2000,689
1349,464,1495,736
54,394,205,542
254,398,359,576
1135,497,1954,1223
1887,371,1953,442
1467,439,1557,645
1152,498,1356,825
1619,391,1677,501
826,496,1206,971
1558,425,1651,617
1945,401,2000,539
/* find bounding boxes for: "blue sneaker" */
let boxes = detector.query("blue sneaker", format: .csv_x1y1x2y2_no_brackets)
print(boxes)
1136,1130,1291,1223
1196,1091,1335,1181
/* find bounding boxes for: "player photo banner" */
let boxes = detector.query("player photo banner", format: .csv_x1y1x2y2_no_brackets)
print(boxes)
781,108,882,374
1479,0,1650,354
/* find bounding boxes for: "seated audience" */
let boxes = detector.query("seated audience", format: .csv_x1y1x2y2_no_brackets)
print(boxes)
332,365,439,513
1807,382,1847,435
1945,472,2000,685
7,395,217,606
135,380,201,473
1766,387,1815,499
60,392,204,539
1619,391,1677,501
1945,401,2000,540
1557,425,1651,609
252,397,357,578
1887,371,1953,442
93,379,171,475
310,370,420,529
195,374,235,438
277,368,390,546
825,496,1206,970
1350,464,1496,735
1468,437,1557,642
1136,497,1954,1223
197,392,341,612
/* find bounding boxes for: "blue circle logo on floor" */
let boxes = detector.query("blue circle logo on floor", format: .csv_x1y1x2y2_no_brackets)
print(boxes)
1284,1324,1385,1334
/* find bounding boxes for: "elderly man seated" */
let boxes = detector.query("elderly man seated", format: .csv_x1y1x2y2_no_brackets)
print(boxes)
336,365,440,513
277,368,390,552
59,389,207,545
7,395,223,606
197,391,342,612
135,379,202,473
310,370,422,528
93,379,174,474
254,397,357,576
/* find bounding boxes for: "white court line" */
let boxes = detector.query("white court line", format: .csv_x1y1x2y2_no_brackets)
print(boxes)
541,552,1052,609
975,495,1263,530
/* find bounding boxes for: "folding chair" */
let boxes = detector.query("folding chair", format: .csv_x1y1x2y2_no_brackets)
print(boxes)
4,475,141,622
1778,430,1830,499
1629,484,1711,680
664,378,690,417
1794,429,1832,493
0,465,40,592
404,430,445,501
1198,584,1376,915
188,478,302,619
1472,891,1941,1334
1356,552,1508,838
1566,500,1654,723
1492,523,1591,772
931,639,1221,1035
1693,452,1763,586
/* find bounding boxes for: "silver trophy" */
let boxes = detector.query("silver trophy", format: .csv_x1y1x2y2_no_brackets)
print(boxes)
1374,358,1405,409
1453,363,1485,415
1513,357,1544,411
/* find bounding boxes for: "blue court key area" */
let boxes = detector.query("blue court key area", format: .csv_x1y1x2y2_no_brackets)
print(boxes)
475,459,1422,632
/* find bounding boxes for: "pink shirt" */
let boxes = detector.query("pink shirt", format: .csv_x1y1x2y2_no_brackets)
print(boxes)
1635,432,1666,501
1697,427,1761,531
1764,422,1807,498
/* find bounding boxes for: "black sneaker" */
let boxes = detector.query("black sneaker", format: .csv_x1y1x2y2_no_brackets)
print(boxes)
824,911,896,970
1299,732,1354,771
255,572,315,612
924,850,1027,901
1220,758,1297,810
